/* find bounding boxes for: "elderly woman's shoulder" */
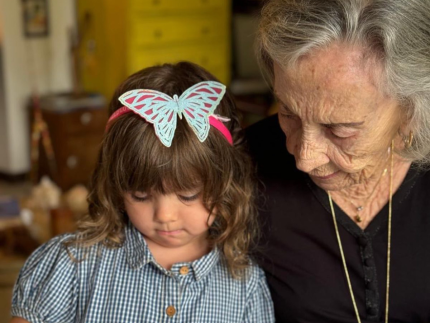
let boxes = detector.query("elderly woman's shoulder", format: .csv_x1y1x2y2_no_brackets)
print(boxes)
245,114,297,178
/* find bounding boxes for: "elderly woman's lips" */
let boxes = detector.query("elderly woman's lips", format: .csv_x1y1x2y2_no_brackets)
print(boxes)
312,171,340,180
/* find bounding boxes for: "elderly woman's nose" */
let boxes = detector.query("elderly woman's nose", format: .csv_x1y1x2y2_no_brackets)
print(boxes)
294,139,329,173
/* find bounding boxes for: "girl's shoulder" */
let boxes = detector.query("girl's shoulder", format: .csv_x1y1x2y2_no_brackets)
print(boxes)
11,233,86,322
11,233,117,322
215,255,268,287
18,234,78,275
17,233,100,272
211,256,274,321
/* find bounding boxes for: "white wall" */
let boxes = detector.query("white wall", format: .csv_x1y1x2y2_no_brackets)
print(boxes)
0,0,75,175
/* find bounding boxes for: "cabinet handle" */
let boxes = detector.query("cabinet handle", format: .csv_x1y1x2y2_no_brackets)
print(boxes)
67,156,78,169
80,112,93,125
154,30,163,39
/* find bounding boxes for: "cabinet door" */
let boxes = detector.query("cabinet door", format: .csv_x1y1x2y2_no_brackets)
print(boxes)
128,15,228,48
56,134,103,190
127,43,230,84
129,0,230,15
61,109,108,136
77,0,127,99
40,109,107,190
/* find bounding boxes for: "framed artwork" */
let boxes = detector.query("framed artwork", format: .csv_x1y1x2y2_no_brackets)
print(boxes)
21,0,49,37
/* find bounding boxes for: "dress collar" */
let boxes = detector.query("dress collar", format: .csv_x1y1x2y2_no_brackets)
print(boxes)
124,222,220,281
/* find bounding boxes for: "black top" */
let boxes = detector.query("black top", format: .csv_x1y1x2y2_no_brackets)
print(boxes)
246,115,430,323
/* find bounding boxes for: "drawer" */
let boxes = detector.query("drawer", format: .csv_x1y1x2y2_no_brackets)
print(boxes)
43,108,109,136
128,15,228,47
127,43,231,83
62,109,108,136
55,134,104,190
129,0,229,15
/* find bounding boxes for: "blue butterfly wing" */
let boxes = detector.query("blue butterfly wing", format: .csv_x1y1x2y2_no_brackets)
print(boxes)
178,81,226,142
119,90,178,147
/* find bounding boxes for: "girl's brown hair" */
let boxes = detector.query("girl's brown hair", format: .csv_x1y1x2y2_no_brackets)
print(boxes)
71,62,257,277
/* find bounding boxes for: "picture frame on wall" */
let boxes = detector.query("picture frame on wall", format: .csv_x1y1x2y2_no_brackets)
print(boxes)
21,0,49,38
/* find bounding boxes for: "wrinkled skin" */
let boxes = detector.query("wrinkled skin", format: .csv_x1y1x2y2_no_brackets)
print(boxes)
274,43,411,228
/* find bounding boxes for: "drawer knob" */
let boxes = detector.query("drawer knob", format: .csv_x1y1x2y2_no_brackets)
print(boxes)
67,156,79,169
154,30,163,38
201,27,210,35
80,112,93,125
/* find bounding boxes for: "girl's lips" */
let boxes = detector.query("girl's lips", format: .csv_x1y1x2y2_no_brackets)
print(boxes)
157,230,183,236
312,171,340,180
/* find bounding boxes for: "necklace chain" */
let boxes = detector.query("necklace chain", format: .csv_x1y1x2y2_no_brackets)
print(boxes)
327,140,394,323
339,160,389,223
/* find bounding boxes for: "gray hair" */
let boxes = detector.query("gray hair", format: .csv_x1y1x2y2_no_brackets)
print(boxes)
257,0,430,163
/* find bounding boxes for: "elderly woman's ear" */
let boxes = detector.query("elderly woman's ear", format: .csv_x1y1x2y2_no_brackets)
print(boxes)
396,101,415,150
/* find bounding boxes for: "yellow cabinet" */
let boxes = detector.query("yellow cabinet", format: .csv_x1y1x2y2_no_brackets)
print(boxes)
129,0,227,14
128,15,228,48
128,43,229,82
77,0,231,100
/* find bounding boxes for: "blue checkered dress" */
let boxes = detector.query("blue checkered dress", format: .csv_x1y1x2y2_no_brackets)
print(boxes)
11,223,274,323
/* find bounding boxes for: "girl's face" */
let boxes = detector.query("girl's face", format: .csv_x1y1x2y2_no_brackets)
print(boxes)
124,189,215,250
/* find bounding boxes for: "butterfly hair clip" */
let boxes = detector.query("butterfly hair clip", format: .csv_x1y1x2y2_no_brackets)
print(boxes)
106,81,233,147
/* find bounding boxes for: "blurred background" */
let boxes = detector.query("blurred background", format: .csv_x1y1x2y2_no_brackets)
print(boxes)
0,0,277,319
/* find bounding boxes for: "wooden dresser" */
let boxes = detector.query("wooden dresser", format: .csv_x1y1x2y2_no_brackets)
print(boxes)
36,105,108,191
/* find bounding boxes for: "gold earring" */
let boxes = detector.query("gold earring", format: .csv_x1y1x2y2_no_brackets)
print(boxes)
404,131,414,148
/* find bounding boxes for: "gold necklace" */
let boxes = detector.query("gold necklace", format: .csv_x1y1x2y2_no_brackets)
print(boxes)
339,165,388,223
327,140,394,323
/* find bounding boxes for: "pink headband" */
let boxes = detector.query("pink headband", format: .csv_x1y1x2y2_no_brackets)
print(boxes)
107,107,233,145
105,81,233,147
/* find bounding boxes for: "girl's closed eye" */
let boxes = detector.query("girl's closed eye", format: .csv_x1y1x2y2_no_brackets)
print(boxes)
131,192,149,202
177,191,201,202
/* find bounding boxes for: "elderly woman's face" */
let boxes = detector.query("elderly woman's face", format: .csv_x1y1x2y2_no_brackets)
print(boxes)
274,44,403,191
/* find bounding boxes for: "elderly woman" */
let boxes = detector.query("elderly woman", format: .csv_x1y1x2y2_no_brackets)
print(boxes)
246,0,430,322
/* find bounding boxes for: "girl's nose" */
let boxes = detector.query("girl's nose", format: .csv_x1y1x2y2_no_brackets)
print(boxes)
153,196,179,223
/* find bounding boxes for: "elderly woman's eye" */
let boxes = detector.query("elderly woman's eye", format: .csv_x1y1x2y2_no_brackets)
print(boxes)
331,131,346,139
280,111,298,120
282,114,296,119
279,105,298,120
325,125,354,139
331,130,354,139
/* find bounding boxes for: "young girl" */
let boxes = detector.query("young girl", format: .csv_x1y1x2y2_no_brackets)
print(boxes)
10,62,274,323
